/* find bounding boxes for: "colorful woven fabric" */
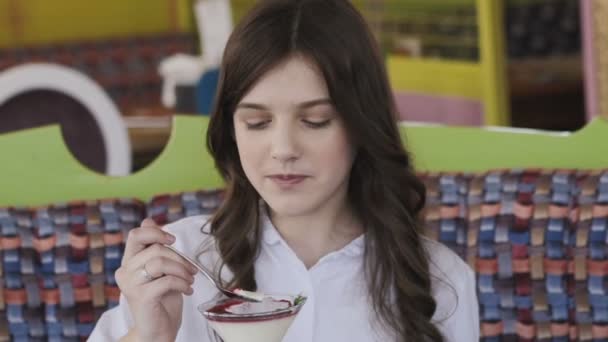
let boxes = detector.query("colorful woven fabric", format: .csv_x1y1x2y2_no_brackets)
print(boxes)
0,200,145,341
0,190,224,341
146,189,225,225
3,172,608,341
421,169,608,341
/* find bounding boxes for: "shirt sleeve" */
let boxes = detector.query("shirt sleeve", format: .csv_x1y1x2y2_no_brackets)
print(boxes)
87,294,134,341
436,265,479,342
425,238,479,342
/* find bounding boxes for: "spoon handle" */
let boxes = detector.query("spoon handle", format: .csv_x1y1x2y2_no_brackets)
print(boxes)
163,244,220,289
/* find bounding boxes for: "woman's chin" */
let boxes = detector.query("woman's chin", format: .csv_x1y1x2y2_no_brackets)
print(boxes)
263,197,318,218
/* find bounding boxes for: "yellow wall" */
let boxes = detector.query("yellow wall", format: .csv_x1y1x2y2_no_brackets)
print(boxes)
0,0,196,48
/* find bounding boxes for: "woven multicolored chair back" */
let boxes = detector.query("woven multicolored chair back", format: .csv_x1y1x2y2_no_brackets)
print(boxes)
0,190,224,341
1,201,145,340
424,169,608,341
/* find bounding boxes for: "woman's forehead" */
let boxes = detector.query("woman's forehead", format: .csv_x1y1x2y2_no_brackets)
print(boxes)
239,56,329,105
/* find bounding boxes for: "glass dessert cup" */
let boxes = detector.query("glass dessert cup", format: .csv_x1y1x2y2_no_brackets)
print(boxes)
198,294,307,342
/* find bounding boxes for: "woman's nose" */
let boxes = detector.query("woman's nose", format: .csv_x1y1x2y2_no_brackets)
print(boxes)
270,124,301,163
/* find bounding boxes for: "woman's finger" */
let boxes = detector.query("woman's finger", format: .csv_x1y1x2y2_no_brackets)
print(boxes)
137,256,196,284
140,275,194,302
123,224,175,263
125,244,198,275
140,218,158,228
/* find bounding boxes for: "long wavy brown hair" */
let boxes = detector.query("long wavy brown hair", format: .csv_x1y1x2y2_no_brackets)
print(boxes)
207,0,444,340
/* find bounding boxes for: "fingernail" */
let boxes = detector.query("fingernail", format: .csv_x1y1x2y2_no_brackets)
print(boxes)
187,287,194,295
190,266,198,274
165,234,175,243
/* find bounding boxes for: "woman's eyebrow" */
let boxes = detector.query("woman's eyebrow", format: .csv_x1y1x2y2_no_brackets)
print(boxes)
235,103,269,111
297,98,332,109
236,98,332,111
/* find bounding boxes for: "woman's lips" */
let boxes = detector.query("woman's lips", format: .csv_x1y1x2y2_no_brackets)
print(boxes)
268,175,308,187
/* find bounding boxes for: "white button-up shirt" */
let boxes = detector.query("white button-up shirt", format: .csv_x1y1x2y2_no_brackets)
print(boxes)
89,214,479,341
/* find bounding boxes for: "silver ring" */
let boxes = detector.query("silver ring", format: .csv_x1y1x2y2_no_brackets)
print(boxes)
140,264,154,282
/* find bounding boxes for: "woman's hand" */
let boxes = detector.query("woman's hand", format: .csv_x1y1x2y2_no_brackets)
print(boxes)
115,218,198,342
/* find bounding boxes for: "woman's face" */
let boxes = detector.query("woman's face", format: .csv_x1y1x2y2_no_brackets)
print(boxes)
233,55,355,218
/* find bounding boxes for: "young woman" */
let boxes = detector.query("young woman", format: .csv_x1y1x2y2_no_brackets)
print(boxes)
90,0,478,341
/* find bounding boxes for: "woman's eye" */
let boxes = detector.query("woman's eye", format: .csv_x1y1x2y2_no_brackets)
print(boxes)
245,121,270,130
303,119,331,128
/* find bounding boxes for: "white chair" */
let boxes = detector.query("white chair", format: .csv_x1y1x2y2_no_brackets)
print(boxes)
159,0,233,110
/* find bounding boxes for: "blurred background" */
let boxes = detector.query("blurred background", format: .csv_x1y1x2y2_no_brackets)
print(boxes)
0,0,601,173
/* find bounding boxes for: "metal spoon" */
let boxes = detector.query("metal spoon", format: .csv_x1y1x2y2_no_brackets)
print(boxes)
163,244,264,302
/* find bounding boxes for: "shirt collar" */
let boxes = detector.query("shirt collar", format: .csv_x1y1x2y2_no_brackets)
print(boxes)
342,234,365,257
261,211,282,245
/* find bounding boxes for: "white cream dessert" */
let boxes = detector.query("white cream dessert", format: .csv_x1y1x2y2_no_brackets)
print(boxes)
200,294,306,342
233,288,266,302
225,297,290,314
